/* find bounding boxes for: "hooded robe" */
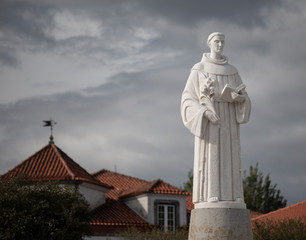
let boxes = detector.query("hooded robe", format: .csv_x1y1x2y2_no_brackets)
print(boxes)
181,53,251,208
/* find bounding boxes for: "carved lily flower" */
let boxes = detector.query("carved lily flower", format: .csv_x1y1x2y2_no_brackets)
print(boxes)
201,78,215,99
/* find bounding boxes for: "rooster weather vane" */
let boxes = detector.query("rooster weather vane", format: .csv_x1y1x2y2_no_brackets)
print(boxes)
43,118,57,143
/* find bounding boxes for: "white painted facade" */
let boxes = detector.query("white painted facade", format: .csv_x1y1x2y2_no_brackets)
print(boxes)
85,193,188,239
123,193,187,226
78,182,109,209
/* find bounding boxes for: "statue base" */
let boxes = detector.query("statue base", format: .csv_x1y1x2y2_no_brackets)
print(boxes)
188,208,253,240
194,201,246,209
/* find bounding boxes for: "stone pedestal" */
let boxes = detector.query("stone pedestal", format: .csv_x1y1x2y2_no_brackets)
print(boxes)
188,208,253,240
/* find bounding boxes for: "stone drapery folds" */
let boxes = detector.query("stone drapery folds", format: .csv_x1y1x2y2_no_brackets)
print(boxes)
181,53,251,208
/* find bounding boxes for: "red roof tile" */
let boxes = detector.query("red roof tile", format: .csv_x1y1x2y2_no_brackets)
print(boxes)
118,180,158,198
93,170,188,200
149,179,189,196
1,143,111,189
252,200,306,223
119,179,188,199
91,199,151,233
186,194,194,212
91,170,189,233
93,169,148,200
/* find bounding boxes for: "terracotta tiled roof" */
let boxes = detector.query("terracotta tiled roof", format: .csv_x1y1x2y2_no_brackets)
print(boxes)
93,170,188,200
252,200,306,223
149,179,189,195
250,211,263,219
186,194,194,212
91,199,151,233
91,170,189,233
93,169,147,200
119,179,189,199
1,143,111,189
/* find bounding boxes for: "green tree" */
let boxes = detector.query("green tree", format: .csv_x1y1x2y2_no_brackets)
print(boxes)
0,178,92,240
182,163,287,213
182,170,193,193
243,163,287,213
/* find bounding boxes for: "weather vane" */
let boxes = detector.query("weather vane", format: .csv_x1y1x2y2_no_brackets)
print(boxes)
43,117,57,143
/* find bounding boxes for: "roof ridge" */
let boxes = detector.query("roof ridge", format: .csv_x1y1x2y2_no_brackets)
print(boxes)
122,179,157,194
252,200,306,221
148,179,162,192
0,144,51,179
50,143,75,178
93,169,149,183
92,169,108,177
119,178,189,199
150,179,189,195
1,143,112,189
153,179,186,191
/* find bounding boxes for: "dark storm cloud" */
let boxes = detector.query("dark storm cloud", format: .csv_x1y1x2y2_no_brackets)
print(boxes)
0,47,19,67
0,0,279,68
135,0,280,27
0,1,123,67
0,66,192,183
0,0,56,66
1,0,306,206
0,1,54,43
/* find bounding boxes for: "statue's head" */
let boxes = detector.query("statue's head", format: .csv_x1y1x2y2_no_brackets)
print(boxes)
207,32,225,55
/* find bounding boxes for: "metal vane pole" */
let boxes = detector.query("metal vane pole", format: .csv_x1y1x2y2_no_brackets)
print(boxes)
43,117,57,143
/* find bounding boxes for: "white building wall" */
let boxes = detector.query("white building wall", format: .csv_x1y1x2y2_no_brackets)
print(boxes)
123,194,187,227
147,194,187,226
124,195,149,221
78,182,108,209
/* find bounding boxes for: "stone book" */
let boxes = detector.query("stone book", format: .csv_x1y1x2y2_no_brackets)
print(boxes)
221,83,246,102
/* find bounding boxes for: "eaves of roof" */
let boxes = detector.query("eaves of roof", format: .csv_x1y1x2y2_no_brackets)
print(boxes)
91,198,151,233
252,200,306,223
1,143,112,190
119,179,189,199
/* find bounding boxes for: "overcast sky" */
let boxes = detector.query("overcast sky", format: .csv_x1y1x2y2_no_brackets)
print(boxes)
1,0,305,205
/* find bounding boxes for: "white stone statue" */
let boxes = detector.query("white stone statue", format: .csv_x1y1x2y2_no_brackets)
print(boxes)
181,32,251,209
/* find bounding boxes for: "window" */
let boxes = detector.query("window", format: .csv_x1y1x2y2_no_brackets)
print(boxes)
154,200,179,231
157,204,175,231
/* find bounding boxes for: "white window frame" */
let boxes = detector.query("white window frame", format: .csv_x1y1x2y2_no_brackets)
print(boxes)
154,200,179,231
157,204,176,231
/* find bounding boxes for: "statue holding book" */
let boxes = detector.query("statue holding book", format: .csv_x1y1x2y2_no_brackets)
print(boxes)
181,32,251,208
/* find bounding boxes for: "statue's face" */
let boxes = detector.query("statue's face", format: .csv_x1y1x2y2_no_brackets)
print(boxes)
209,35,225,54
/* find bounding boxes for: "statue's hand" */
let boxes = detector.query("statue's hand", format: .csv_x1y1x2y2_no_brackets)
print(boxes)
231,92,246,103
204,111,220,125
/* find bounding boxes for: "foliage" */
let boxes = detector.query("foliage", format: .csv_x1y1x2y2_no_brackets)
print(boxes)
182,163,287,214
253,217,306,240
121,226,188,240
182,170,193,193
0,178,92,240
243,163,287,213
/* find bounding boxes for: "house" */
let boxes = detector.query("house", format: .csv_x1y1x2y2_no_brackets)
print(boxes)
0,140,112,210
2,138,305,239
1,139,189,239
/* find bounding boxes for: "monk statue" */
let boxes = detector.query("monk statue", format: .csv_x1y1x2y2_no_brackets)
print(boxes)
181,32,251,209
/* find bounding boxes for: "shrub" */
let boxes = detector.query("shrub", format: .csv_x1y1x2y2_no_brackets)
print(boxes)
120,226,189,240
0,178,92,240
253,217,306,240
